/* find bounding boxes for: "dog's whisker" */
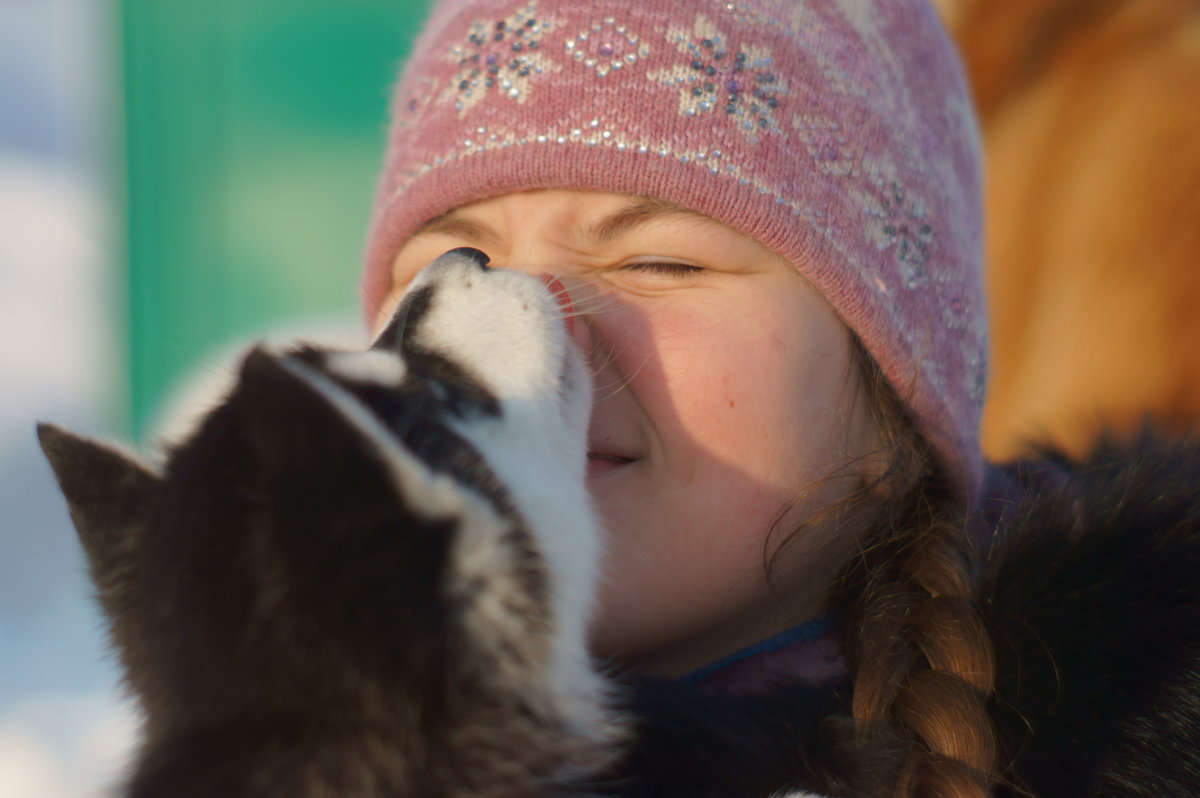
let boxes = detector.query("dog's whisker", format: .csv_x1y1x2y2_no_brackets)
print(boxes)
370,300,412,352
591,350,650,401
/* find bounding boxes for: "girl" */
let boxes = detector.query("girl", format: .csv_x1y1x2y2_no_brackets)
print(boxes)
359,0,1200,796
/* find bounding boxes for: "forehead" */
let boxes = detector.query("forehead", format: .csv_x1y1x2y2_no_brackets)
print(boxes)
412,190,730,247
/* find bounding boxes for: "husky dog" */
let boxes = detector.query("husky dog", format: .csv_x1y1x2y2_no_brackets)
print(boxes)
38,248,613,796
39,248,861,797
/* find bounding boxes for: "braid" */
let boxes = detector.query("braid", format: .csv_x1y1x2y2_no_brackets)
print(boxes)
847,512,997,796
835,340,998,797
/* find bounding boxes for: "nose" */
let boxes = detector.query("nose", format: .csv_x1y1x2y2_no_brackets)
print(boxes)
446,246,491,270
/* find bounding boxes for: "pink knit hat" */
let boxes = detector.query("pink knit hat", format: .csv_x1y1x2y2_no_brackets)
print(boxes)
363,0,987,502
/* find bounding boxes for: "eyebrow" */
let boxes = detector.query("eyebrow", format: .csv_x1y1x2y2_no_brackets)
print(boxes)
413,197,711,248
414,214,501,246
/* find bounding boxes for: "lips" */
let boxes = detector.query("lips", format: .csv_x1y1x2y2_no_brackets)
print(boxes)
586,449,637,477
588,451,635,463
587,454,633,478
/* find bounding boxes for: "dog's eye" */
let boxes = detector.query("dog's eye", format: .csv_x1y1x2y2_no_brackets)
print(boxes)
620,261,705,278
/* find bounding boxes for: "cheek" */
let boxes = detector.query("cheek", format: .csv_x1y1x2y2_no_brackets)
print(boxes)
606,299,779,415
652,305,824,487
587,287,861,667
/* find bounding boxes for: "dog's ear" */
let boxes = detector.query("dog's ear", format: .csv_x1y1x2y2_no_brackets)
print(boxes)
234,346,453,511
36,423,161,590
235,346,400,484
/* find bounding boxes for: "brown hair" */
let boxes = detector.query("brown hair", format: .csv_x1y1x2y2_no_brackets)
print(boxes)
777,337,998,797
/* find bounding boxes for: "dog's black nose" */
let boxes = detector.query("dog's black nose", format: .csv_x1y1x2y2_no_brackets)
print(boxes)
445,247,491,269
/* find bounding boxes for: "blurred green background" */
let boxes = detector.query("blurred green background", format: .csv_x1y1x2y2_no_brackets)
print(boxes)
121,0,433,438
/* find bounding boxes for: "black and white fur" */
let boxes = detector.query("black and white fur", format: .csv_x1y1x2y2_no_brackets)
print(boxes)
38,248,857,797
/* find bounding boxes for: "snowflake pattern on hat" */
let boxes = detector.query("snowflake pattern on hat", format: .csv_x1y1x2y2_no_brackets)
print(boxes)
436,0,563,116
648,13,786,142
855,169,934,291
792,113,856,177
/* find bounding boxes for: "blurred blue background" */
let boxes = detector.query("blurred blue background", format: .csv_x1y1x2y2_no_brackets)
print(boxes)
1,0,429,793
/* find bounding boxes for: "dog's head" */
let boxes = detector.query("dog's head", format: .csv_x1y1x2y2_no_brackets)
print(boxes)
38,248,601,743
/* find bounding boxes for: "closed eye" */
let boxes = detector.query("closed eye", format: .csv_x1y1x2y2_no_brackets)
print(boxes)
620,261,705,277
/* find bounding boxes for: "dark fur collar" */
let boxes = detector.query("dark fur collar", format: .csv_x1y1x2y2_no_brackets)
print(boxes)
979,431,1200,797
614,431,1200,798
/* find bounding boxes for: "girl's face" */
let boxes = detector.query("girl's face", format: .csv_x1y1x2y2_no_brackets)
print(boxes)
381,189,883,677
